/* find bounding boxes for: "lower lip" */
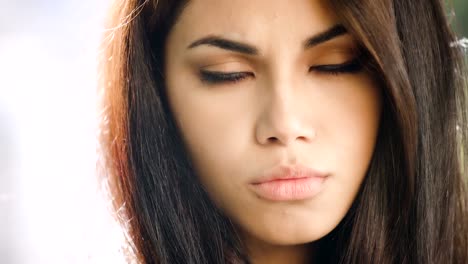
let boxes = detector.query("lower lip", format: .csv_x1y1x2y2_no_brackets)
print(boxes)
249,177,327,201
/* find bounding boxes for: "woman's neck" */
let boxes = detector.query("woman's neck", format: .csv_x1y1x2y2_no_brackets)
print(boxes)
249,244,314,264
241,234,316,264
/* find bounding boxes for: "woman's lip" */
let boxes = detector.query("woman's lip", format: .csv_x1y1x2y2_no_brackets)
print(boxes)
249,177,327,201
249,165,329,201
250,164,328,184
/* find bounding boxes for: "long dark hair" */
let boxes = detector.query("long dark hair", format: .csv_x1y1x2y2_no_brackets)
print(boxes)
99,0,468,263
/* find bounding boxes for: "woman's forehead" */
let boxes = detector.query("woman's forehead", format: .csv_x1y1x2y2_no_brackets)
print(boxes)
177,0,338,28
169,0,341,53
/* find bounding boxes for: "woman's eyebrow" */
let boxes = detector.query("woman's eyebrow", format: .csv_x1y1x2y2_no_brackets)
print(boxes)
303,24,347,49
186,23,347,55
187,36,259,55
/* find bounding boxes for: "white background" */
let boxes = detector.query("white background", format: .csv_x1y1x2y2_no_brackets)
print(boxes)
0,0,127,263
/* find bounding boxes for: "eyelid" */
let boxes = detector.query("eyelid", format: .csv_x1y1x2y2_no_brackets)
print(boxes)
310,58,356,68
308,48,358,63
201,61,252,73
308,57,364,75
199,70,254,84
307,47,365,70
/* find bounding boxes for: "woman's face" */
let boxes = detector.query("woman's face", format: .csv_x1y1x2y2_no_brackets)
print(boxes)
165,0,382,247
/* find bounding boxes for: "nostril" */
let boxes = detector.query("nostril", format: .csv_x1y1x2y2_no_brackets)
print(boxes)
268,137,279,143
259,129,316,145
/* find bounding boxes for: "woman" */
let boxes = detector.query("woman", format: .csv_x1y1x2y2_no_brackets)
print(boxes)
99,0,468,263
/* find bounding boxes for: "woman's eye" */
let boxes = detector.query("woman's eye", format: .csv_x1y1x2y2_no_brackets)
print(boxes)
199,70,254,85
198,58,364,85
309,58,363,75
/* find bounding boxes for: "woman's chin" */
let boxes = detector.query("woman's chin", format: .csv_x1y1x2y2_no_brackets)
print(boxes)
237,218,336,247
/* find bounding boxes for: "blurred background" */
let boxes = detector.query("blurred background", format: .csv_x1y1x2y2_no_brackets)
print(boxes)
0,0,127,263
0,0,467,263
453,0,468,38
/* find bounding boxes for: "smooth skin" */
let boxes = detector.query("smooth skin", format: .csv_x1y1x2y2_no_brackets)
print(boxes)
165,0,382,263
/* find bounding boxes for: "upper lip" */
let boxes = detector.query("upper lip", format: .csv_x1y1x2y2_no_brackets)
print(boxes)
251,164,328,184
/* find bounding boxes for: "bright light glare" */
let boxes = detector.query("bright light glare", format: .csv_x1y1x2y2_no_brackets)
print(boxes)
0,1,128,263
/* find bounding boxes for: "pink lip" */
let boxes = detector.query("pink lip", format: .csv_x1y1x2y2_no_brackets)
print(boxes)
249,164,329,201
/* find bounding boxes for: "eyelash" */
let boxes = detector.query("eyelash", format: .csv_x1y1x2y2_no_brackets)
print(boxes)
199,58,363,85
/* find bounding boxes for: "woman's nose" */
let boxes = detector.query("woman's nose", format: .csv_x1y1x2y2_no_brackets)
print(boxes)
255,88,316,147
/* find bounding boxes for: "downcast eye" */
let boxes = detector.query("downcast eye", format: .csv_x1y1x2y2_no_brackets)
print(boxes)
199,70,255,85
